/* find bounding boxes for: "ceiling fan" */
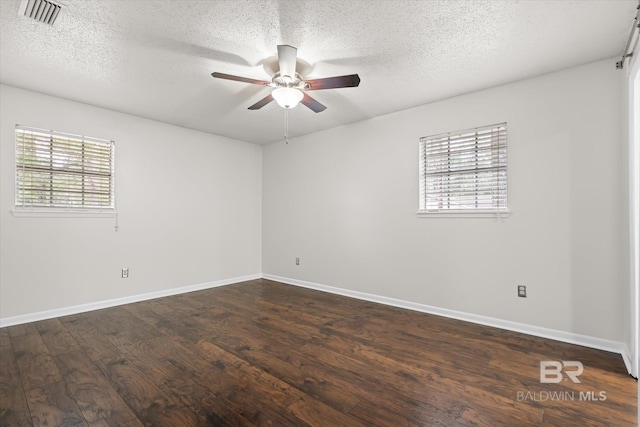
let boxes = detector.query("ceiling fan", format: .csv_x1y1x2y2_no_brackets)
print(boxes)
211,45,360,113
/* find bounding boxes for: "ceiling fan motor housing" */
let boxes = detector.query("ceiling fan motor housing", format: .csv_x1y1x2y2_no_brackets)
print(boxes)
272,72,306,89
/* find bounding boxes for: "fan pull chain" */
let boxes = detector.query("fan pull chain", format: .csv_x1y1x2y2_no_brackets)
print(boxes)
284,108,289,144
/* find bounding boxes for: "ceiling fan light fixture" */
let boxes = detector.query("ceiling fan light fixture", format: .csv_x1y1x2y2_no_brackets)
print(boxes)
272,87,303,109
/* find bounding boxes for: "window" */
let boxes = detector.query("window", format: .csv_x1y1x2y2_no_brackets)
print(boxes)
14,125,115,212
419,123,507,216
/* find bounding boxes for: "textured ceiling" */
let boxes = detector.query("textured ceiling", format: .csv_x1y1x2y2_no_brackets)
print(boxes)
0,0,636,144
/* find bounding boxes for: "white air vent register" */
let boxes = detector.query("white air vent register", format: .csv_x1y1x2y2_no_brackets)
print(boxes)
18,0,65,26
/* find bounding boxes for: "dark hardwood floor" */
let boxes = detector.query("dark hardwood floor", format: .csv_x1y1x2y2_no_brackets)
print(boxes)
0,278,636,426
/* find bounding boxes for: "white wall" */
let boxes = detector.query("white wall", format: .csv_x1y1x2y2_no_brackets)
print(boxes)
263,59,627,342
0,85,262,320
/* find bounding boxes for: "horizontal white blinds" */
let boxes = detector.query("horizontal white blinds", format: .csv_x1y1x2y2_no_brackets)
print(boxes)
420,123,507,211
15,126,115,210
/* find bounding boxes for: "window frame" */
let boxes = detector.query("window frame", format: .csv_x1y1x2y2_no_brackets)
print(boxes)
417,123,510,219
12,125,116,218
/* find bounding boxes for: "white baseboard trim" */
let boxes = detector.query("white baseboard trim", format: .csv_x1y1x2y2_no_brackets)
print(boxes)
0,274,261,328
621,343,636,378
263,274,631,373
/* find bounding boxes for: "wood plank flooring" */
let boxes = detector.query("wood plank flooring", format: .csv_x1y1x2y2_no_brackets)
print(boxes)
0,278,636,426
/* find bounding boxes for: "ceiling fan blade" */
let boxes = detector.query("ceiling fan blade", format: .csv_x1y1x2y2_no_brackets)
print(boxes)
248,94,274,110
304,74,361,90
301,93,326,113
277,45,297,80
211,72,270,85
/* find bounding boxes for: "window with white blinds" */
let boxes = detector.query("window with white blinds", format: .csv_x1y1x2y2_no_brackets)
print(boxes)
15,126,115,211
419,123,507,214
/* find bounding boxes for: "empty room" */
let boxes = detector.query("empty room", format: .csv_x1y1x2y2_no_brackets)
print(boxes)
1,0,639,426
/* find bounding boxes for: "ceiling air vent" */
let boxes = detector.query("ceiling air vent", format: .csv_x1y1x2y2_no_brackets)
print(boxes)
18,0,65,26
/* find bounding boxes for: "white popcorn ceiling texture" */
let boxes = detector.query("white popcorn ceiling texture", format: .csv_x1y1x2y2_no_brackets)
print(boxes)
0,0,636,144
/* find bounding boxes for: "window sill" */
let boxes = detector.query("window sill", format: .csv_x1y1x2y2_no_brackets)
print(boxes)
417,209,511,219
11,209,116,218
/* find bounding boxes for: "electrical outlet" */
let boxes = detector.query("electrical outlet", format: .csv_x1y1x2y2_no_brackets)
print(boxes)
517,285,526,298
122,268,129,278
295,257,300,266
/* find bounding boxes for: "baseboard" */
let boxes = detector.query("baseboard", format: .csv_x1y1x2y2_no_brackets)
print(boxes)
0,273,261,328
263,274,631,373
621,343,637,378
